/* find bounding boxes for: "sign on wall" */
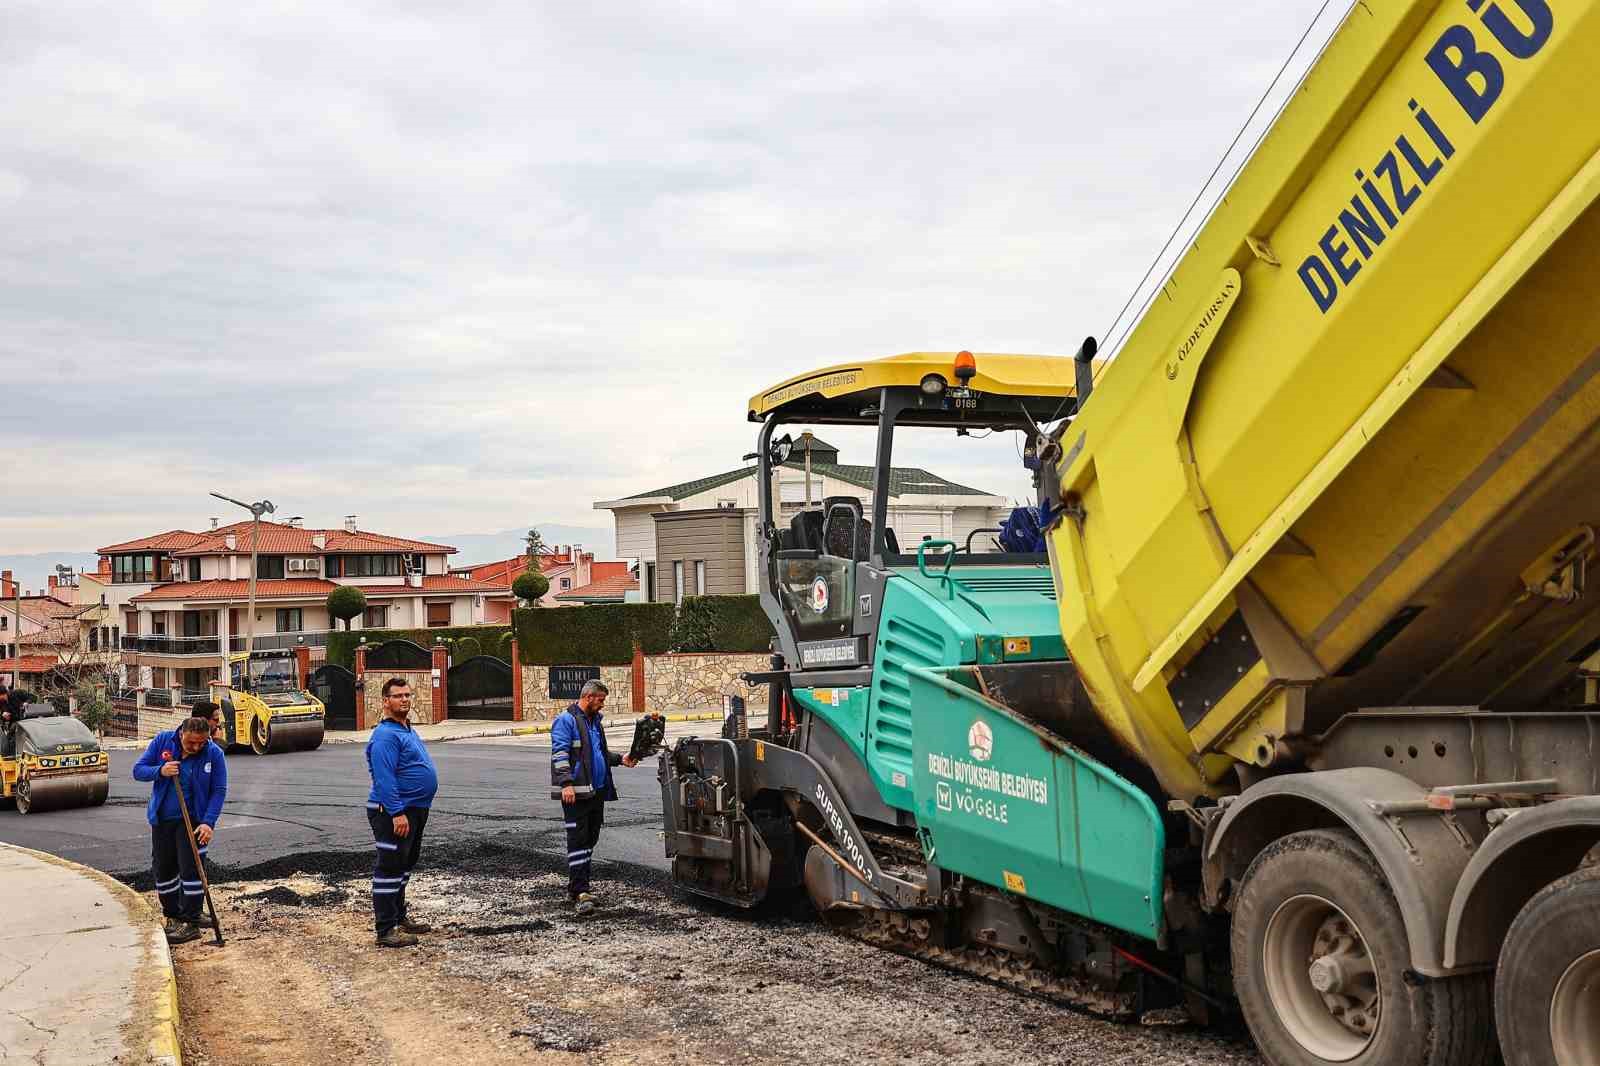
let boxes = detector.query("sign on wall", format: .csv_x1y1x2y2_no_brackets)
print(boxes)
548,665,602,700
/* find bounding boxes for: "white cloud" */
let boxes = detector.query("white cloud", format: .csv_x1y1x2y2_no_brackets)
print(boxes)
0,0,1350,553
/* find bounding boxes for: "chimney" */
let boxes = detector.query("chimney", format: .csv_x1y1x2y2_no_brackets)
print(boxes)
344,515,358,533
287,516,303,528
224,534,237,551
1,570,12,598
311,533,326,550
210,517,220,530
47,575,56,594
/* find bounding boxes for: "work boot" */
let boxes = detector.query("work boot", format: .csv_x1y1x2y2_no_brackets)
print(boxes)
162,917,182,937
574,892,595,916
166,921,201,945
376,927,419,948
397,918,433,934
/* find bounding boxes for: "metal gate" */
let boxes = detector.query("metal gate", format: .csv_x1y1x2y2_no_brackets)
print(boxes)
310,664,358,730
448,656,513,720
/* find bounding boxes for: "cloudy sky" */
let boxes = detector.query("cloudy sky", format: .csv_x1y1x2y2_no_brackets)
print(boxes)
1,0,1349,556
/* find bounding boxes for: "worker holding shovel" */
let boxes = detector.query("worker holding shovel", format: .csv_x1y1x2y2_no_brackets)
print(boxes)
132,715,228,944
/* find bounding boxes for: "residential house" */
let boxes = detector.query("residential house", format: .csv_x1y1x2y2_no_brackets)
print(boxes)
0,570,115,691
456,545,596,616
553,561,639,605
103,517,509,701
594,437,1014,603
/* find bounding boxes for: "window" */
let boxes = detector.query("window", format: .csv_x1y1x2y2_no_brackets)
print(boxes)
695,560,706,595
187,558,201,581
112,625,120,646
673,561,685,604
112,553,165,583
426,602,451,628
643,562,656,603
363,606,389,628
560,577,571,590
325,554,403,578
89,628,99,651
0,616,6,630
257,556,286,580
408,553,425,574
275,608,303,633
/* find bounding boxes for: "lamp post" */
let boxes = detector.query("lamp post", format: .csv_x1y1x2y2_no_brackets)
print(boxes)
210,493,275,688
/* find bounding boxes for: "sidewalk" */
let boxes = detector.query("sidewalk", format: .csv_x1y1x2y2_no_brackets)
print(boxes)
0,843,180,1065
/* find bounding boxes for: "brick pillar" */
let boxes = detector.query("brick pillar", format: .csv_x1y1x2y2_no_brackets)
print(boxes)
512,645,524,722
631,643,646,714
293,645,312,689
354,644,368,730
432,641,449,723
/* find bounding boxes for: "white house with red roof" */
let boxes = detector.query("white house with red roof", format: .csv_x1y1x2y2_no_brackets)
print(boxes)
453,544,600,617
101,517,511,698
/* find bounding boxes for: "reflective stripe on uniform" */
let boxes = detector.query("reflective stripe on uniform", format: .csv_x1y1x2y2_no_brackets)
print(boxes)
375,841,399,851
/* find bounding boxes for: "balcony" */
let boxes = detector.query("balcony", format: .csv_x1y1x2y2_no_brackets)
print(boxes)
120,630,334,657
122,635,221,655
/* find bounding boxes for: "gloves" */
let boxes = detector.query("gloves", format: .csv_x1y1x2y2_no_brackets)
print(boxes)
627,713,666,762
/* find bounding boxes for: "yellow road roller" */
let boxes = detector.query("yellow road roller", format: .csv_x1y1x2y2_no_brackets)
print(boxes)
212,650,325,755
0,703,110,814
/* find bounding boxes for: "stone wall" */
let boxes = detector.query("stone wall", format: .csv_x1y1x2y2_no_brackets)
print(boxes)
137,705,190,741
362,668,438,726
645,652,770,713
520,664,634,722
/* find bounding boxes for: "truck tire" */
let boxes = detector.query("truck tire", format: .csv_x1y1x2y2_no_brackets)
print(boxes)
1493,865,1600,1066
1231,828,1495,1066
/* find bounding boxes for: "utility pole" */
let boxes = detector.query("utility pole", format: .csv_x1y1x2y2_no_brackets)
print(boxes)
801,430,814,509
210,493,275,689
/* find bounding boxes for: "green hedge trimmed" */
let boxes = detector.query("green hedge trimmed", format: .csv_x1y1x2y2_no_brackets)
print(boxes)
513,603,676,665
327,624,512,669
671,595,775,653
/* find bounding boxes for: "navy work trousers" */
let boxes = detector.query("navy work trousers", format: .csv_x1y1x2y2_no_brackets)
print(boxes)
368,805,429,934
563,798,604,897
151,819,205,922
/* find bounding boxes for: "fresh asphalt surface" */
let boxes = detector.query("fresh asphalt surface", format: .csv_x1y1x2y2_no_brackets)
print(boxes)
0,735,673,882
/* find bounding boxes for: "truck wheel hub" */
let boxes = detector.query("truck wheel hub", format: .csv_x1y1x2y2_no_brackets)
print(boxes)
1264,895,1381,1061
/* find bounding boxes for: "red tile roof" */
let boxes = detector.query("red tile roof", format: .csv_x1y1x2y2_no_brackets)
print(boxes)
464,551,586,587
368,575,503,594
132,579,338,603
555,570,639,602
0,656,59,675
100,521,455,558
96,530,211,554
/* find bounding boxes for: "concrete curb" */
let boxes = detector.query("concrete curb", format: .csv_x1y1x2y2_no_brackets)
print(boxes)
440,710,730,743
0,843,181,1066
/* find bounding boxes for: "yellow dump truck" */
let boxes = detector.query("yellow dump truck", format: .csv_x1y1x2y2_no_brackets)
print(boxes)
656,4,1600,1065
212,650,325,755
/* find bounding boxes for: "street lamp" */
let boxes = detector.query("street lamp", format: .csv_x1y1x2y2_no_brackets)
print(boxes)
210,492,275,687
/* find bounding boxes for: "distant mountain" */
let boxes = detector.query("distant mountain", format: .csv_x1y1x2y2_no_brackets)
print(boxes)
0,552,103,596
423,525,615,567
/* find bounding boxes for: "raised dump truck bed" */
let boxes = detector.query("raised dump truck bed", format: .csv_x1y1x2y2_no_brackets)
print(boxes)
1043,0,1600,802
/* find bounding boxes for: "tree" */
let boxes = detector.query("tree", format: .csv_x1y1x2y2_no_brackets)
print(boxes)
326,586,368,631
512,568,550,606
73,681,114,737
526,526,548,561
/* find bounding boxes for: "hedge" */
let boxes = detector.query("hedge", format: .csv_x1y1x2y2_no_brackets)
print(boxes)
327,624,512,669
513,603,675,665
670,595,775,653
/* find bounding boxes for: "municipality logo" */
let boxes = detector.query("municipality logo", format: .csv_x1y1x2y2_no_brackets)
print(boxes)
968,720,993,762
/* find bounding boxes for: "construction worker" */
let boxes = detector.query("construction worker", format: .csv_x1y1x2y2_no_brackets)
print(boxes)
0,683,11,758
191,700,224,860
131,715,227,944
551,680,637,915
365,677,437,947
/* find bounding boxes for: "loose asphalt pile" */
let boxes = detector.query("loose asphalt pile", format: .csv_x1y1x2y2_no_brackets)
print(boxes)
124,832,1263,1066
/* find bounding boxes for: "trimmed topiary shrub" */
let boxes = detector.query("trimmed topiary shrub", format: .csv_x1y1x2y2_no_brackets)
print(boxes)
452,636,483,661
670,595,775,653
512,569,550,604
326,586,368,630
513,603,675,665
